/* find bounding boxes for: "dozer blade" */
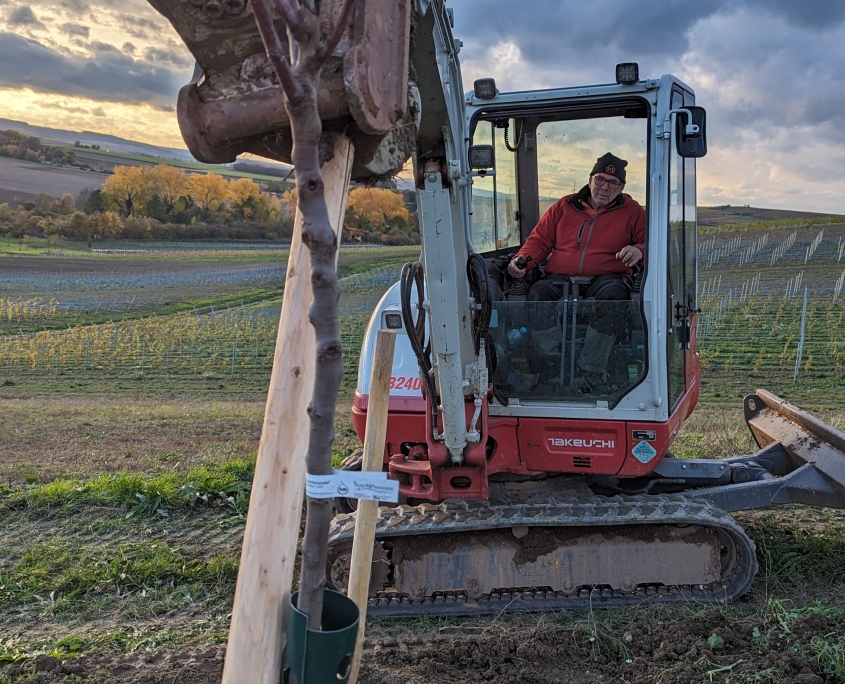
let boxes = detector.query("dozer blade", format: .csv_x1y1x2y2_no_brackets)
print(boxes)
745,389,845,503
145,0,415,180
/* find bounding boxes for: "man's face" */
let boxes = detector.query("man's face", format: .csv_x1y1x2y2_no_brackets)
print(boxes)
589,173,624,208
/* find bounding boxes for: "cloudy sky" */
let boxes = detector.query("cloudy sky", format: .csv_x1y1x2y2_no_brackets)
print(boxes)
1,0,844,212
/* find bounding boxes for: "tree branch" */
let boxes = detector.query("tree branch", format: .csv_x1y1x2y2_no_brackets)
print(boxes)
271,0,302,26
317,0,356,62
251,0,305,104
273,0,313,45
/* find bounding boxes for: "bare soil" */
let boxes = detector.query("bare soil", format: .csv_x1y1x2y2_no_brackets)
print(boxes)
0,157,106,200
0,604,835,683
0,255,279,277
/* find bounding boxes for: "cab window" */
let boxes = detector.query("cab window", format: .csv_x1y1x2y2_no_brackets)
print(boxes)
470,120,519,252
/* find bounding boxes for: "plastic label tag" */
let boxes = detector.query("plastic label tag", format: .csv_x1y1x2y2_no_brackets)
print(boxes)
632,440,658,464
306,470,400,503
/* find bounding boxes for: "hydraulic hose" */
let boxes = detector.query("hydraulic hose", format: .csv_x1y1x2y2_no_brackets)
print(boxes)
466,253,508,406
400,262,440,426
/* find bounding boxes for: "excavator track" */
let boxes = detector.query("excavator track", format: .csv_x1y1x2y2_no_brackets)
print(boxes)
327,492,757,617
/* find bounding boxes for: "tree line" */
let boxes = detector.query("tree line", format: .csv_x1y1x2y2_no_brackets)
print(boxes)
0,163,419,244
0,130,76,167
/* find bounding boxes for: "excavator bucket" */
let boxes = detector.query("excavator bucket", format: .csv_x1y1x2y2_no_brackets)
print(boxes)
146,0,414,180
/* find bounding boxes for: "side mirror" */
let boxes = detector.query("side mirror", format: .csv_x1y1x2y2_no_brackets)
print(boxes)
676,106,707,158
468,145,494,170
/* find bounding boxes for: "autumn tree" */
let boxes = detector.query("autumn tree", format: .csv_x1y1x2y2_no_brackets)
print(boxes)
93,211,124,239
64,211,92,239
190,173,229,212
49,193,77,216
101,166,150,216
346,187,410,234
148,165,191,213
228,177,267,220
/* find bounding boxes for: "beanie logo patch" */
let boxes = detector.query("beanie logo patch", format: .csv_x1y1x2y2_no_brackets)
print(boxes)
605,165,616,174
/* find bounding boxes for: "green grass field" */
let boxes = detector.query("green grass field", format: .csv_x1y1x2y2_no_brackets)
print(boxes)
2,238,845,683
69,148,293,183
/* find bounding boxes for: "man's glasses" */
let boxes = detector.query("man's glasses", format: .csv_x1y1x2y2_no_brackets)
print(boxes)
593,176,621,190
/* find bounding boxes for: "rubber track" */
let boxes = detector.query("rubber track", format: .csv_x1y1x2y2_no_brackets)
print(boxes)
327,496,758,617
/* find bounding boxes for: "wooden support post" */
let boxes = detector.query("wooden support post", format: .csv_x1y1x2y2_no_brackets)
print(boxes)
347,329,396,684
222,133,354,684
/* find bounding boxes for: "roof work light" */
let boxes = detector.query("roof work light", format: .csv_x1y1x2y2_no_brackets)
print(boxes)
615,63,639,85
473,78,498,99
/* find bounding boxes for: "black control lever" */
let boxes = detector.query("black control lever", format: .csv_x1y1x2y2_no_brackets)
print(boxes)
514,255,531,270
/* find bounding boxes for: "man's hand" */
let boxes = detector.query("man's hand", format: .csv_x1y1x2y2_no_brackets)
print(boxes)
616,245,643,268
507,257,527,278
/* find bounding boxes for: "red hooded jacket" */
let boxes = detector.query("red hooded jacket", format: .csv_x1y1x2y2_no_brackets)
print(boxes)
516,186,645,278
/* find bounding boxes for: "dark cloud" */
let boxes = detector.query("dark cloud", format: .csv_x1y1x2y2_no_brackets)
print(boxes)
452,0,729,66
59,22,89,37
143,46,192,67
90,40,119,52
122,41,135,53
0,31,190,107
159,104,175,113
41,100,91,114
116,13,162,40
8,5,46,28
91,106,105,116
683,10,845,146
747,0,845,30
452,0,845,77
59,0,89,12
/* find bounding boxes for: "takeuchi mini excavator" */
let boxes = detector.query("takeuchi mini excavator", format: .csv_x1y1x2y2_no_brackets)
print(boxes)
153,0,845,617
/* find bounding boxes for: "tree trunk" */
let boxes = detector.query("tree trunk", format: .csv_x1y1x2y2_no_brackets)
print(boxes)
251,0,358,631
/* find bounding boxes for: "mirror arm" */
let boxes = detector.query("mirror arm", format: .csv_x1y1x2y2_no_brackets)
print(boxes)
664,108,699,138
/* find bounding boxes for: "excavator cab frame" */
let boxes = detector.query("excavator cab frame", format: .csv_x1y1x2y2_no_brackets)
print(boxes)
354,73,707,498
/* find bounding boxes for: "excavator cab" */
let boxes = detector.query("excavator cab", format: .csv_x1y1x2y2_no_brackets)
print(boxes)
352,68,711,497
467,78,696,414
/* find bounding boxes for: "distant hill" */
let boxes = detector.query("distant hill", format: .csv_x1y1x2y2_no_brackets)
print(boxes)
0,118,199,164
698,205,843,227
0,119,291,176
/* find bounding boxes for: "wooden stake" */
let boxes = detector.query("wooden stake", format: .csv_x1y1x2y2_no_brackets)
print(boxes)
222,133,354,684
347,329,396,684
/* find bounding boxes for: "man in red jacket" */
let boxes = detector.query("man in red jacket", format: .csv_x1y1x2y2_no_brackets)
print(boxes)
507,152,645,392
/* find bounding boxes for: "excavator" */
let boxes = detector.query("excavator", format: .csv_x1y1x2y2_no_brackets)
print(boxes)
151,0,845,616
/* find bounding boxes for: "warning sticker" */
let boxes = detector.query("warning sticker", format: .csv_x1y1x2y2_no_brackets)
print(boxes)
632,440,658,464
306,470,400,503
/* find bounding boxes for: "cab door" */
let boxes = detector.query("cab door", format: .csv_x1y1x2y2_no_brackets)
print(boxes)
667,89,687,409
666,88,699,409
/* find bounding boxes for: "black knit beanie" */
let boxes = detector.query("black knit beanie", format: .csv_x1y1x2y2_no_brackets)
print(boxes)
590,153,628,184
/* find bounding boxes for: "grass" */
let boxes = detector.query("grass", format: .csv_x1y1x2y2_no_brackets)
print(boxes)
70,147,294,183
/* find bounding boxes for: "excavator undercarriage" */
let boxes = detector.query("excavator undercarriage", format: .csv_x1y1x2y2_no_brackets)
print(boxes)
326,391,845,617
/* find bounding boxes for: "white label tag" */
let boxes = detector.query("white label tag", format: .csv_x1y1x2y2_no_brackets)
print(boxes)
306,470,400,503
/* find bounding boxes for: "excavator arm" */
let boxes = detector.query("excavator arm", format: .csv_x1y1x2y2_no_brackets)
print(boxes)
149,0,485,466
